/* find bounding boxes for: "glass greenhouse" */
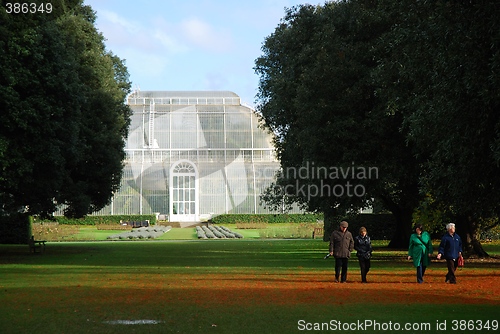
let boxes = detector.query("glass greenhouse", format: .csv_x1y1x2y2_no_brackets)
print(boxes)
95,90,285,221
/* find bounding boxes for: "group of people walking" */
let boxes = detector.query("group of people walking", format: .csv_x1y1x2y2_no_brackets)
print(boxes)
328,221,463,284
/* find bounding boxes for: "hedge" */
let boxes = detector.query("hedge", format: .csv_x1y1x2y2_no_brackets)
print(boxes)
210,213,323,224
324,213,396,241
34,215,157,226
481,224,500,241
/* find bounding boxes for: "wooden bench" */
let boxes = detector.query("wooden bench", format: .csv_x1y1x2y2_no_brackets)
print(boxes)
312,227,324,239
28,236,46,254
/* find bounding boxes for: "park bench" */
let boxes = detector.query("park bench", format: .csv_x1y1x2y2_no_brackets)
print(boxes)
312,227,324,239
28,236,46,254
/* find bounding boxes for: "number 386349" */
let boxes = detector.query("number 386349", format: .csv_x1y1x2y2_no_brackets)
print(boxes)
5,3,53,14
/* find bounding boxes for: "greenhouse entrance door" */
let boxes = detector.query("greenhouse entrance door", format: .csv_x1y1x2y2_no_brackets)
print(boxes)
169,160,198,222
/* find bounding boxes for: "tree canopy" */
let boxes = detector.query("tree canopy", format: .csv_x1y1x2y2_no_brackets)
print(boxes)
255,0,500,254
377,0,500,254
0,0,132,218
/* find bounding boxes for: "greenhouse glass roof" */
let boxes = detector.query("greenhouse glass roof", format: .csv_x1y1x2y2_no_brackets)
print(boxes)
97,90,286,219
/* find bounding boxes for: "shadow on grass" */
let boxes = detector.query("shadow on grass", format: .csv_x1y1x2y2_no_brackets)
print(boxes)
1,241,499,271
1,240,499,333
1,282,499,333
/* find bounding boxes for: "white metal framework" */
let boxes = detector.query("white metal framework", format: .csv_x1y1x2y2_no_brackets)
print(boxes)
93,91,288,221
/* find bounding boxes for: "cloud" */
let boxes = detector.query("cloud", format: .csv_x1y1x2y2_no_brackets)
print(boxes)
154,29,188,54
126,50,169,78
96,10,187,55
94,7,236,66
180,17,233,53
99,9,141,34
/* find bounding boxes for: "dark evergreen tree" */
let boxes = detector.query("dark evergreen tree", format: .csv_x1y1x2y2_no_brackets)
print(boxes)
377,0,500,255
255,1,423,247
255,0,500,254
0,0,132,218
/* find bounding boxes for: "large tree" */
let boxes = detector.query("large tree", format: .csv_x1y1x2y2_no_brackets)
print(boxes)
256,0,500,254
377,0,500,256
255,1,424,247
0,0,132,218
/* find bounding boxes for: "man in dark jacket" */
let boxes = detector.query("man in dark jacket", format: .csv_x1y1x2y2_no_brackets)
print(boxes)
329,221,354,283
437,223,463,284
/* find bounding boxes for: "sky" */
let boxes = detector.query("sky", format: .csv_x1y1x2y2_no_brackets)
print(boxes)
83,0,316,107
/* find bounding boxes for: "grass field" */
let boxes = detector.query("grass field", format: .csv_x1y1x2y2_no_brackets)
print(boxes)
32,223,321,241
1,239,499,333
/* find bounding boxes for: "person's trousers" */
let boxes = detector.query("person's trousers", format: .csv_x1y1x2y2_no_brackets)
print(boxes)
416,261,427,283
358,258,371,282
445,259,458,283
335,257,349,282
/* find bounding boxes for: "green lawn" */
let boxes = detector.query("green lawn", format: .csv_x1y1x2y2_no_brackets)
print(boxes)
54,224,312,241
75,227,125,240
156,226,197,240
0,240,499,333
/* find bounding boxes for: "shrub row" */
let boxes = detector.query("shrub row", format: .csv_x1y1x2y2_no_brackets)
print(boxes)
210,214,323,224
481,225,500,241
96,224,132,231
196,225,243,239
35,215,157,226
259,223,320,239
324,214,396,241
235,222,268,229
107,226,171,240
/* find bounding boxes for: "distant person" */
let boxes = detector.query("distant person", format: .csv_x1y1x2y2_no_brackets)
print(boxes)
354,226,372,283
436,223,463,284
408,224,433,283
329,221,354,283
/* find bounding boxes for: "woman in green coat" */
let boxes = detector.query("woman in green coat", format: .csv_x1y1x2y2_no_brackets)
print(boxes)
408,224,433,283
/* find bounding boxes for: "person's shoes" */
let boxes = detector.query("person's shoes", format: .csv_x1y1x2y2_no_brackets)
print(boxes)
362,280,368,283
445,279,449,283
340,281,346,283
334,278,339,283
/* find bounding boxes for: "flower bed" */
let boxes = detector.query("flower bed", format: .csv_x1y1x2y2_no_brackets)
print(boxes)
107,226,172,240
32,223,80,241
196,225,243,239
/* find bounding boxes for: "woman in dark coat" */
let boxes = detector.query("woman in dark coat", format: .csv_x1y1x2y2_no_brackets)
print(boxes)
354,227,372,283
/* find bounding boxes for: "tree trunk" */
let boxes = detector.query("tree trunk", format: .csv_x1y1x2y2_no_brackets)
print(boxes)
378,184,421,249
387,206,413,249
456,214,489,257
322,207,343,242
